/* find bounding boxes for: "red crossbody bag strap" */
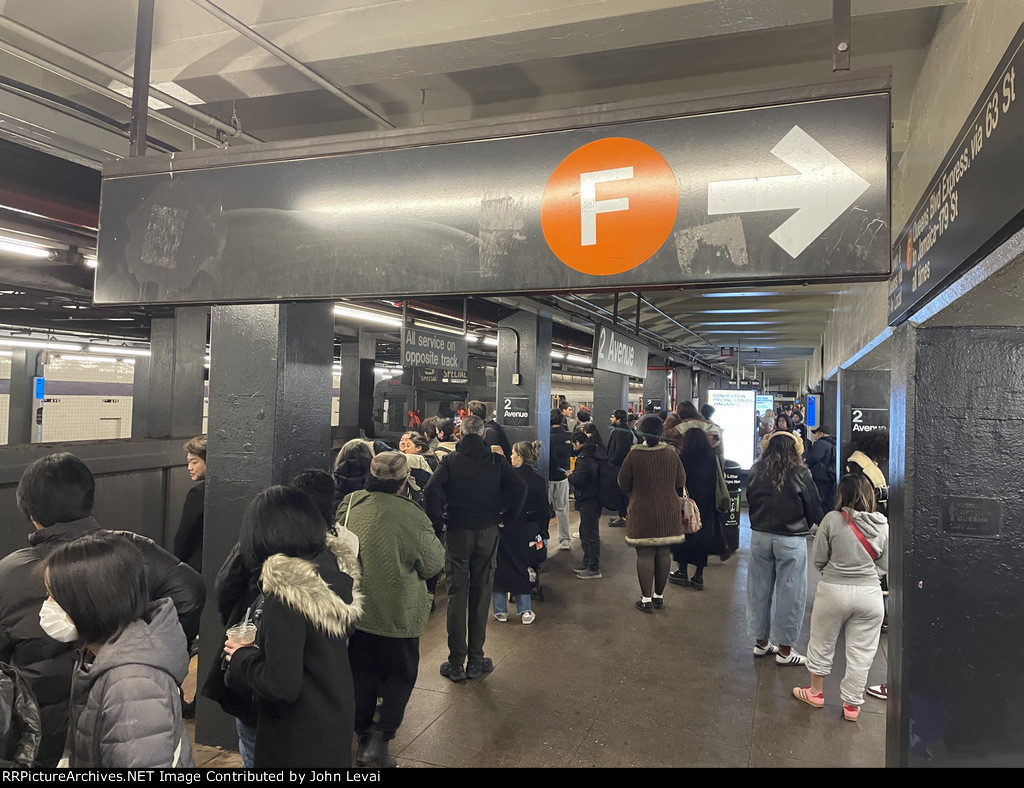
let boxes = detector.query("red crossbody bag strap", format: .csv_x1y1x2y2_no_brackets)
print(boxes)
841,510,879,561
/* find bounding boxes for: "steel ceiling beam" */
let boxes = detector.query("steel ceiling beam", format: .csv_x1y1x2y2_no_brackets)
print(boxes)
0,14,262,144
187,0,395,130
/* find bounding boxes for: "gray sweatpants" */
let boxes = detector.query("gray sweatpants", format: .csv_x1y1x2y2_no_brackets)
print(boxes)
806,581,884,706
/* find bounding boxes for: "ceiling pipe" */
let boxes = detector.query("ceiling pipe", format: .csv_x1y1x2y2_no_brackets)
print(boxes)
0,15,261,144
187,0,395,130
0,39,224,148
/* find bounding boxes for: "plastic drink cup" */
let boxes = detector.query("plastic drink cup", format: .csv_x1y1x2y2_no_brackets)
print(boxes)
226,622,257,645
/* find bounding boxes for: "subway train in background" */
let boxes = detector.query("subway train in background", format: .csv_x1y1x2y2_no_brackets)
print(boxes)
371,367,644,442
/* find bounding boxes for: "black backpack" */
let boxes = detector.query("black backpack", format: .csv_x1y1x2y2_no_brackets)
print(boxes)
485,420,513,458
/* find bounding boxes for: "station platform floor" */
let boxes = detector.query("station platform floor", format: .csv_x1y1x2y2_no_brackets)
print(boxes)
191,507,887,768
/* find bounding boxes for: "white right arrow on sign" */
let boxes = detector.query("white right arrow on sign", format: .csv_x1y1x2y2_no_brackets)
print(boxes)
707,125,871,259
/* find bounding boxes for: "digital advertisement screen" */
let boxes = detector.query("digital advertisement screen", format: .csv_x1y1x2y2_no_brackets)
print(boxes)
755,393,775,417
708,389,756,469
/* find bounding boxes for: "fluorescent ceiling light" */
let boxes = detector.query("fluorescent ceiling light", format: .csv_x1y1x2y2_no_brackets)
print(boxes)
565,354,591,365
84,256,98,269
110,81,206,111
694,321,777,327
700,291,778,298
88,345,151,357
0,350,11,357
0,338,82,351
374,366,402,376
411,319,475,338
482,337,498,347
465,335,478,343
0,239,50,259
60,354,119,364
702,308,785,314
334,305,402,327
550,351,565,359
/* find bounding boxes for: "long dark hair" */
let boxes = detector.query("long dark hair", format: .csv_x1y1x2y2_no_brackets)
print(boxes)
675,401,700,420
45,532,146,645
836,473,876,513
759,433,804,490
239,485,327,565
681,426,714,460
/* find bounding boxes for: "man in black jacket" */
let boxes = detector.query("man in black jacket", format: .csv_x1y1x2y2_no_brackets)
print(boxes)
0,452,206,766
549,411,573,551
424,416,526,683
606,409,635,528
468,400,512,458
806,425,837,512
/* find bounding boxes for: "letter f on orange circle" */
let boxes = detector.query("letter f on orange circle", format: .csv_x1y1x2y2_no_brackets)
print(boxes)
542,137,678,276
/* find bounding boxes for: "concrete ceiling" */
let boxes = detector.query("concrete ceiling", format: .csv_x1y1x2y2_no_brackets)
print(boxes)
0,0,959,386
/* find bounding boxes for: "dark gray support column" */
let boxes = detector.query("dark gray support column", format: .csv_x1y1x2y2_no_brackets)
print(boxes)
696,370,711,407
593,368,629,428
7,349,42,445
196,301,334,748
643,362,670,414
135,307,208,439
496,310,552,473
336,341,360,439
358,329,381,437
889,323,1024,767
836,367,890,475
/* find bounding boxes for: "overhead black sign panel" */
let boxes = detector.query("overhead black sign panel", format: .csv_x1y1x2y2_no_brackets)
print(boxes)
593,323,648,379
95,94,890,305
889,23,1024,324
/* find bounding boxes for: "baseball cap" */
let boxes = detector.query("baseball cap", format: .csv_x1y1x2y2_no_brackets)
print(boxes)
370,451,410,481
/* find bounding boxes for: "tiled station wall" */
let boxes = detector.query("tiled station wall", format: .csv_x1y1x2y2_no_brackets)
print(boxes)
0,358,344,444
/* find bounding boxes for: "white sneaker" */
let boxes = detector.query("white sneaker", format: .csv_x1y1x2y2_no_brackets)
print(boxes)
521,610,536,625
493,612,508,622
559,541,571,551
776,650,807,666
753,641,779,657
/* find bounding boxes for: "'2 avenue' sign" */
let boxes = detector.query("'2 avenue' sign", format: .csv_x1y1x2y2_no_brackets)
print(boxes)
592,324,648,379
97,93,890,306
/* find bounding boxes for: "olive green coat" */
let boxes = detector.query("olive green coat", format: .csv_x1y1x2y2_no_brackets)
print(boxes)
337,490,444,639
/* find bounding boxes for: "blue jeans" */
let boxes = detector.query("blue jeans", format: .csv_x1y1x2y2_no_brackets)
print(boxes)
236,718,257,768
746,530,808,647
492,591,531,615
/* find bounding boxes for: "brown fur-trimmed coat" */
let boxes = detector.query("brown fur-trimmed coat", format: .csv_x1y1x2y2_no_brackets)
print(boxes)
227,536,362,768
617,442,688,547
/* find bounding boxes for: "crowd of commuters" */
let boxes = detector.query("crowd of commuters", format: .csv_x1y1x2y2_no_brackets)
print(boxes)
0,395,890,768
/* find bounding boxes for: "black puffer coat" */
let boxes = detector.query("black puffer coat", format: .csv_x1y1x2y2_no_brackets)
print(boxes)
0,518,205,767
0,662,40,767
64,599,193,768
568,442,608,506
333,457,370,509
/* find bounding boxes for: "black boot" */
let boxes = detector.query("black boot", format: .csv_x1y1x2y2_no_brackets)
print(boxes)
355,732,373,767
362,730,396,768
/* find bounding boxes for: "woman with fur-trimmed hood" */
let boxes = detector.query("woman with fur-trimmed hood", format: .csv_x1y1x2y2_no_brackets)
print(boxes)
224,486,362,768
617,414,688,613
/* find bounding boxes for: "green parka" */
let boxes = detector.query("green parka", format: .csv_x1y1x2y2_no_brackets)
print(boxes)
337,490,444,639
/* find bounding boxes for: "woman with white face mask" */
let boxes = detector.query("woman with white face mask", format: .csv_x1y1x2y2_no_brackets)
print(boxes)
44,533,194,768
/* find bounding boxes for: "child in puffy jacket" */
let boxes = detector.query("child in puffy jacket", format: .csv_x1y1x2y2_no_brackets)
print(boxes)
46,533,193,768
